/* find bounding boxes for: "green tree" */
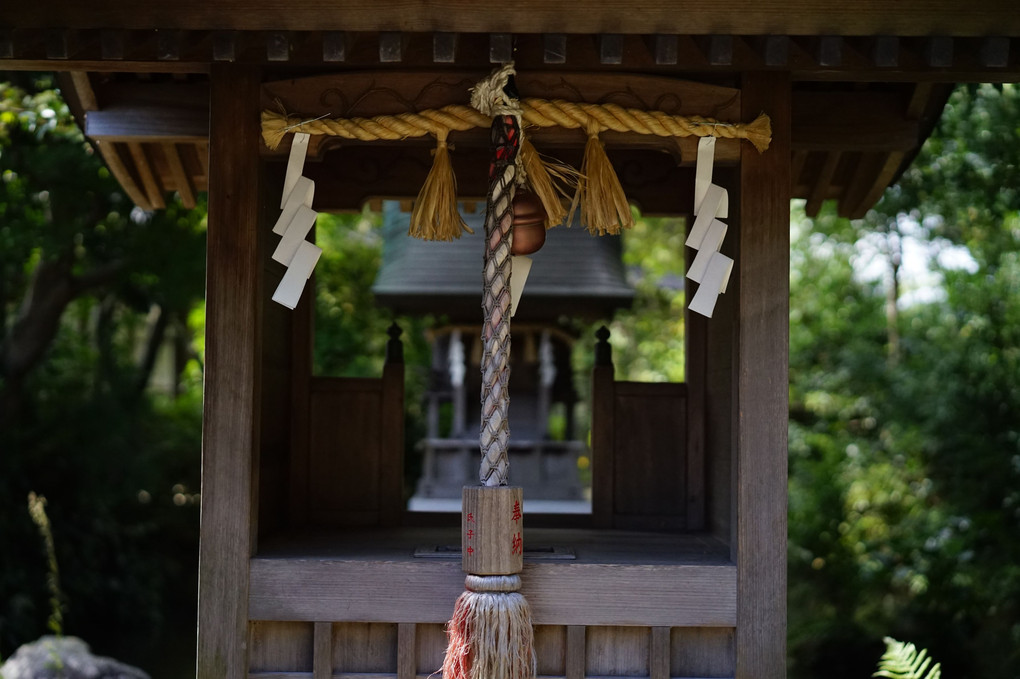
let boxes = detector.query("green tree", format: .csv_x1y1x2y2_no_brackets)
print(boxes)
1,74,206,412
601,212,687,383
787,84,1020,679
0,74,205,677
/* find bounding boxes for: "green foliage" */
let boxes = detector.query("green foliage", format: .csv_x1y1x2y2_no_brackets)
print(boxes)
0,74,204,678
789,83,1020,679
874,637,941,679
314,210,389,377
603,211,687,382
26,493,63,637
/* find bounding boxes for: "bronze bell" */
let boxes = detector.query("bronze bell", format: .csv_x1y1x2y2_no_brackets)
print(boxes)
510,190,547,255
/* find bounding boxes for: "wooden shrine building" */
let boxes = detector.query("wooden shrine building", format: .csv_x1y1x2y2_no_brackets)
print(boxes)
2,3,1020,679
374,204,633,503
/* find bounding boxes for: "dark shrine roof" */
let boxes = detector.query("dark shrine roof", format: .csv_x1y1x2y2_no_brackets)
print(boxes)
372,202,635,322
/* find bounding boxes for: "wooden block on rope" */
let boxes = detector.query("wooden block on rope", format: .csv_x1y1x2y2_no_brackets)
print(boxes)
462,485,524,576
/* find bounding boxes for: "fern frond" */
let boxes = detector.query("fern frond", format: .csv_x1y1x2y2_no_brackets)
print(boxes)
873,637,941,679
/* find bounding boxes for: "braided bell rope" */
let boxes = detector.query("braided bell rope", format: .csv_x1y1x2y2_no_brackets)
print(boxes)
261,99,771,152
479,113,519,487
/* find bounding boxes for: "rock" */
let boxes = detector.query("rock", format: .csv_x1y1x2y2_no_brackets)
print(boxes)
0,636,149,679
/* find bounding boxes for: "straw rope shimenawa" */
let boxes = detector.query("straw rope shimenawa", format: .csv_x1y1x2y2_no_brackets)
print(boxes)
263,98,770,238
261,100,772,152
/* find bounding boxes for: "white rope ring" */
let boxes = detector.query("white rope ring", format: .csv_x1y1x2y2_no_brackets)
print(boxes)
465,574,522,593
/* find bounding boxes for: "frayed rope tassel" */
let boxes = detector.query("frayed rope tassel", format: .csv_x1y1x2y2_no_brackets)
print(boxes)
442,575,536,679
409,129,472,240
577,123,634,236
520,139,578,230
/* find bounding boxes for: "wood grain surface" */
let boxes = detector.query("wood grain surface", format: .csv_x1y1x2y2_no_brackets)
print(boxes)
197,62,262,679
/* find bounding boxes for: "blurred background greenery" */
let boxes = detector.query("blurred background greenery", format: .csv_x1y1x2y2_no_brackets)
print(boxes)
1,73,1017,678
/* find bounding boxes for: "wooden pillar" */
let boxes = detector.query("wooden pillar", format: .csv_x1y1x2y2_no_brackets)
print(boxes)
590,326,614,528
198,63,263,679
451,330,467,437
380,322,405,527
735,71,790,678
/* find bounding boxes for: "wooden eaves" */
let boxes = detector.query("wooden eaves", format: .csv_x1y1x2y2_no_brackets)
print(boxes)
4,1,1018,217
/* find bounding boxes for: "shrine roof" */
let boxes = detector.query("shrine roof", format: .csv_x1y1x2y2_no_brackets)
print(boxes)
4,0,1015,221
372,203,635,322
3,1,1019,37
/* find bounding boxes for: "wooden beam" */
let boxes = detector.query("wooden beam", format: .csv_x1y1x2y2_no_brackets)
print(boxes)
3,1,1019,37
650,627,670,679
980,36,1010,68
591,327,615,529
848,151,905,218
261,69,742,128
313,622,332,679
489,33,512,63
432,32,456,63
735,70,790,679
654,34,678,65
839,80,932,217
248,559,737,626
293,143,697,217
156,29,182,60
163,141,197,208
379,31,403,63
96,141,153,210
700,35,734,66
815,35,843,66
322,31,345,62
599,34,623,64
685,241,708,533
544,33,567,64
1,36,1017,81
127,141,167,209
396,623,416,679
380,346,405,528
790,150,808,193
792,91,920,152
0,30,12,59
925,36,953,68
0,57,210,73
100,30,125,60
68,71,99,111
765,35,789,66
197,62,262,679
837,152,884,218
804,150,842,216
266,31,291,62
565,626,585,679
213,31,237,61
86,106,208,142
870,35,899,67
44,29,70,59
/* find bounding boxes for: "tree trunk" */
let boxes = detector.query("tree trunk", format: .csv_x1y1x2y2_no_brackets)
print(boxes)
1,253,77,381
135,303,168,394
1,253,124,382
885,233,902,362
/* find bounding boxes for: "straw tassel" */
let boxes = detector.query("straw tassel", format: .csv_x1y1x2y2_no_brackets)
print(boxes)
409,129,472,240
577,123,634,235
261,110,289,150
740,112,772,153
520,140,578,229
